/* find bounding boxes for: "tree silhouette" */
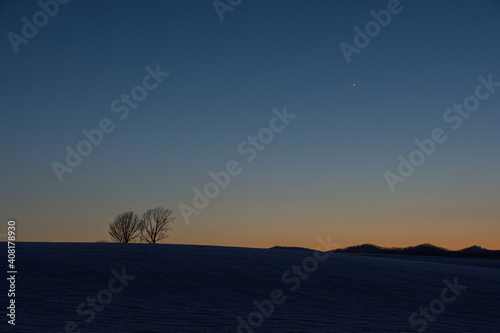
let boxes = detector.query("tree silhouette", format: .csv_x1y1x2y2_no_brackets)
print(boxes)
109,211,142,243
140,207,175,243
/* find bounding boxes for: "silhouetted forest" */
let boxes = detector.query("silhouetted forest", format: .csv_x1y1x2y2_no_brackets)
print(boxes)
271,244,500,259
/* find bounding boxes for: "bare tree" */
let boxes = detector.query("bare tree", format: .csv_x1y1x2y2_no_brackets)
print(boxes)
109,211,142,243
140,207,175,243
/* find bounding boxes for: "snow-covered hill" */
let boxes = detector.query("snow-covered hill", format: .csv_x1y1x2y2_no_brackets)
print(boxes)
2,242,498,332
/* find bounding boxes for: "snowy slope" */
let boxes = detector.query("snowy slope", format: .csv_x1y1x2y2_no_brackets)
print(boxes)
1,242,499,332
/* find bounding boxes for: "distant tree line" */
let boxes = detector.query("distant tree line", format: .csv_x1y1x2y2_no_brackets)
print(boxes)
108,207,175,244
333,243,500,259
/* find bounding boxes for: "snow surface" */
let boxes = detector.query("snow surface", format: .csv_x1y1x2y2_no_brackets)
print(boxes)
1,242,499,332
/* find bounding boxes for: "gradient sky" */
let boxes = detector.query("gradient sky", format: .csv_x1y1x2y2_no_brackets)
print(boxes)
1,0,499,250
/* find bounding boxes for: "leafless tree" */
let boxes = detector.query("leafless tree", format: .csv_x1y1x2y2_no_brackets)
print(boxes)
109,211,142,243
140,207,175,243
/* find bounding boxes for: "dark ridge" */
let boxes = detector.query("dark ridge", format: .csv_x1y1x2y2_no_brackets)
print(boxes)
269,246,316,252
332,243,500,259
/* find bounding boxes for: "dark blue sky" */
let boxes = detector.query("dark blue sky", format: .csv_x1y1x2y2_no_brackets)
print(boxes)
1,0,499,249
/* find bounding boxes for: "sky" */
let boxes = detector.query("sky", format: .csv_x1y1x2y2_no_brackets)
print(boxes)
1,0,499,250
